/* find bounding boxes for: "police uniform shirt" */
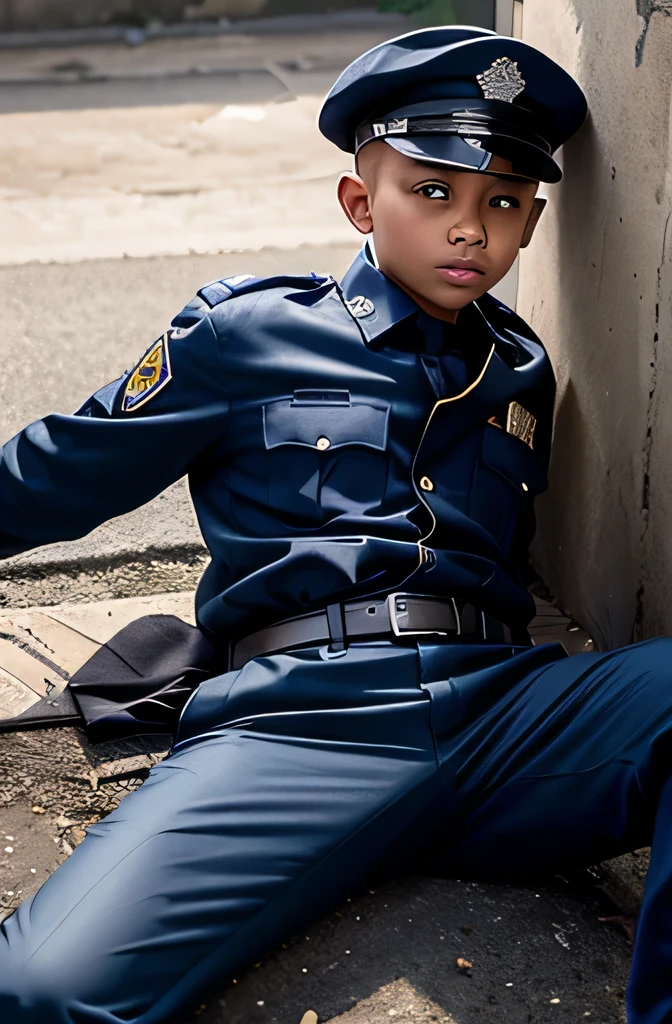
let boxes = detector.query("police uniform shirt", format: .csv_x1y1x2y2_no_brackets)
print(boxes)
0,245,555,641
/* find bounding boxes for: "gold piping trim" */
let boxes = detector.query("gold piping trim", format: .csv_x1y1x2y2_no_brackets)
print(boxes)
412,341,496,566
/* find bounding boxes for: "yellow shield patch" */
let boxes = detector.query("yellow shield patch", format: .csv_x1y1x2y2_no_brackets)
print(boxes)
122,334,172,413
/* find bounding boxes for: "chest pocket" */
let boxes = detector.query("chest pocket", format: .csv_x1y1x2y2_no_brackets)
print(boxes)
263,390,388,450
471,421,548,550
262,391,390,523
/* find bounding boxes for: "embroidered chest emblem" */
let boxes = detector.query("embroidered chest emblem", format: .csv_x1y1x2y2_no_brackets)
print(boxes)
122,334,172,412
506,401,536,449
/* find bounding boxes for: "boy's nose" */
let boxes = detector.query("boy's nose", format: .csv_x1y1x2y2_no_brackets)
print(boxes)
448,222,485,247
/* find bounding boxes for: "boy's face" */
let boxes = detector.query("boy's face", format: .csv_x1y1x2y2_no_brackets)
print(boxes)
337,141,541,323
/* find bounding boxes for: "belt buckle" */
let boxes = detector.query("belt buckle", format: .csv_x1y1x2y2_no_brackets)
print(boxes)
385,593,461,637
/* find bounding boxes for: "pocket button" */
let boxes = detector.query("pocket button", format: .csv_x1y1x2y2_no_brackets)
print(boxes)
419,476,434,492
316,436,331,450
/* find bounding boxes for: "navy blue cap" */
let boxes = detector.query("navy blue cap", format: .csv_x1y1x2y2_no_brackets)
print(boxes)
318,26,587,183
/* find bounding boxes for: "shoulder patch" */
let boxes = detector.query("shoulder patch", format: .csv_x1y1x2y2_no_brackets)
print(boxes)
122,333,172,412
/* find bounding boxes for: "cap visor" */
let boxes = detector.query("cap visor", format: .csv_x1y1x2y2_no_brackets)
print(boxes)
384,134,561,183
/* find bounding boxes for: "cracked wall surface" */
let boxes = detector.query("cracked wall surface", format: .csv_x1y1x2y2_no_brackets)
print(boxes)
636,0,672,64
519,0,672,649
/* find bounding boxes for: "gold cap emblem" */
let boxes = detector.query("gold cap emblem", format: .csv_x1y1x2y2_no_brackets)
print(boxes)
477,57,526,103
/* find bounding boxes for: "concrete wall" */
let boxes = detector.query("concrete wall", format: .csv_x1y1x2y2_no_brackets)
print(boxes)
519,0,672,649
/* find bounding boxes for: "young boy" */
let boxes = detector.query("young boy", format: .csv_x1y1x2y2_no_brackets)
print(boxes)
0,24,669,1024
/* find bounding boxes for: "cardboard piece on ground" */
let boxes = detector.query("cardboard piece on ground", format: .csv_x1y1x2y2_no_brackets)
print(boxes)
0,638,65,698
0,593,196,721
0,670,42,718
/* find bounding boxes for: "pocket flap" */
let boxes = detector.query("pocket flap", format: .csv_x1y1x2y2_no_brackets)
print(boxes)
481,422,548,496
263,398,389,450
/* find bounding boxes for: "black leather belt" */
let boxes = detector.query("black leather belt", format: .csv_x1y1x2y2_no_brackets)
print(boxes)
229,593,522,670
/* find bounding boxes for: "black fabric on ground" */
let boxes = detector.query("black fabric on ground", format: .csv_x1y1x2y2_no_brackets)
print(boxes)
0,615,224,743
68,615,223,743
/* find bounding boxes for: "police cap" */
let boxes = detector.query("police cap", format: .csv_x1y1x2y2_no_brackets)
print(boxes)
318,26,587,183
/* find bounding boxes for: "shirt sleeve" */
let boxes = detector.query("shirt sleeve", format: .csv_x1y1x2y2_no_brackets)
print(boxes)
0,312,229,559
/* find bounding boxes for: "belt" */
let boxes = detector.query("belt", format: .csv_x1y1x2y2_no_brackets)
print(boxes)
229,593,524,670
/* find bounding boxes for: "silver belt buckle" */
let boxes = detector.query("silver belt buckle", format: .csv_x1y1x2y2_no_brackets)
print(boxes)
385,593,461,637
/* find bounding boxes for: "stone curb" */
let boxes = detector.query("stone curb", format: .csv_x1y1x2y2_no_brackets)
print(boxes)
0,64,292,86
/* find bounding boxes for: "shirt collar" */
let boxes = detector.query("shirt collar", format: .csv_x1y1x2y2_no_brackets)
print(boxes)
339,243,418,349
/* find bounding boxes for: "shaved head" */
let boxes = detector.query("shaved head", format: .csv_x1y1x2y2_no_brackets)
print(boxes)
354,139,388,193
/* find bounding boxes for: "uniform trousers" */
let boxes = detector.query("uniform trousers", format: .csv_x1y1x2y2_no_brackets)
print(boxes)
1,636,672,1024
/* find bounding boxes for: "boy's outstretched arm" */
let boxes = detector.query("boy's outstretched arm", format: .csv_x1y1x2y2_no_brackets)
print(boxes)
0,298,229,559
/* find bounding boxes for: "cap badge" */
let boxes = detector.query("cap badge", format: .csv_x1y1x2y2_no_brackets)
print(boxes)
477,57,526,103
346,295,375,319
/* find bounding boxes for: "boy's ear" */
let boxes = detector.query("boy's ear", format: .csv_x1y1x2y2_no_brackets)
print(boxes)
520,197,547,249
337,172,373,235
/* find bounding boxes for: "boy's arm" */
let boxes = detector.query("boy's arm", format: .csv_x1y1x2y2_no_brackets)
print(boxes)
0,307,229,559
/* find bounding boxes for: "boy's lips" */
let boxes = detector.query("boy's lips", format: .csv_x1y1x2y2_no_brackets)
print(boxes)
435,261,486,285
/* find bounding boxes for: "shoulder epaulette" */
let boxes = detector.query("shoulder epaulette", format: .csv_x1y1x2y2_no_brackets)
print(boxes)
196,272,332,309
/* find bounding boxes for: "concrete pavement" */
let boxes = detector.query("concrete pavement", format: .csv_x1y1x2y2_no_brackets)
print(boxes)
0,48,363,262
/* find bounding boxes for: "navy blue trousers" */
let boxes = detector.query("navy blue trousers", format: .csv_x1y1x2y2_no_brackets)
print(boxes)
1,637,672,1023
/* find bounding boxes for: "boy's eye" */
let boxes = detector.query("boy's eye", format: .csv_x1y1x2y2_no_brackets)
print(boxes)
490,195,520,209
414,183,450,200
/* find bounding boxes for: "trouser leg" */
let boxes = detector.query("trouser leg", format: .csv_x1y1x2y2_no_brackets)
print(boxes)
418,638,672,1024
627,773,672,1024
0,645,439,1024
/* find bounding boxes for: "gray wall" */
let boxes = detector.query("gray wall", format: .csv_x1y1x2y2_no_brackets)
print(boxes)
518,0,672,649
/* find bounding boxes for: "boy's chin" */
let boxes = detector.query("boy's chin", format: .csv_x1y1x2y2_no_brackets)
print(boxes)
419,286,488,315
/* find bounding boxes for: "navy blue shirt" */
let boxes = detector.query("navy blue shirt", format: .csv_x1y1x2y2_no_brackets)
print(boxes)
0,245,555,638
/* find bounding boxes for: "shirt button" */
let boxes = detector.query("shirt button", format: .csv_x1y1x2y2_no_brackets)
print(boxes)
419,476,434,492
521,482,529,492
316,436,331,450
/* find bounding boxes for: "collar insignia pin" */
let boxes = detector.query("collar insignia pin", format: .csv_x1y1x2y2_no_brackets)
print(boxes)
346,295,375,319
477,57,526,103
